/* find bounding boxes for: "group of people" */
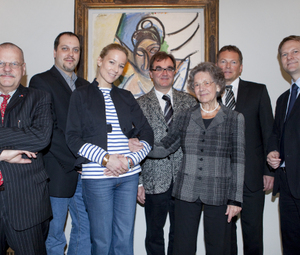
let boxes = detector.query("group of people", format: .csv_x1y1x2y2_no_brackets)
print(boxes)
0,31,299,255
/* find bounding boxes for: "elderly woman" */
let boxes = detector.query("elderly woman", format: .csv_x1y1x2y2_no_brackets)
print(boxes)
66,43,153,255
145,62,245,254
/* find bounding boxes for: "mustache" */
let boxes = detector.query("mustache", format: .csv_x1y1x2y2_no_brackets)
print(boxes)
0,73,15,78
64,57,75,61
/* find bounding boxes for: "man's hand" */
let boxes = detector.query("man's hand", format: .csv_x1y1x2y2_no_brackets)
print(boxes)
263,175,274,191
225,205,242,223
0,150,37,164
104,154,128,177
267,151,281,169
137,186,145,204
128,138,143,152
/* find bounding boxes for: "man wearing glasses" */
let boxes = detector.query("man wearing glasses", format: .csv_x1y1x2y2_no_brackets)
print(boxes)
0,42,52,254
133,52,197,255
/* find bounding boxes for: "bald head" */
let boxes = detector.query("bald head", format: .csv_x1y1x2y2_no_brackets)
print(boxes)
0,42,24,63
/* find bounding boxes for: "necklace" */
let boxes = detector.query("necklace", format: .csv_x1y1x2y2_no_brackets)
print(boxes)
200,103,219,113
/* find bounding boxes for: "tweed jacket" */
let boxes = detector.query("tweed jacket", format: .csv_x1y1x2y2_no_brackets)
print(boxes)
137,88,197,194
0,85,52,230
151,104,245,205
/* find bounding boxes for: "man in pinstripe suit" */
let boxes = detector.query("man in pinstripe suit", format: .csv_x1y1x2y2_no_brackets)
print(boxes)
133,52,197,255
0,43,52,254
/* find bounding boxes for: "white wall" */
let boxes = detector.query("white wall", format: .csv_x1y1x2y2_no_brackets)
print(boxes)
2,0,299,254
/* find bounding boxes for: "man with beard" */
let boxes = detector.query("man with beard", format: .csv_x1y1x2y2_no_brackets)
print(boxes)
29,32,91,255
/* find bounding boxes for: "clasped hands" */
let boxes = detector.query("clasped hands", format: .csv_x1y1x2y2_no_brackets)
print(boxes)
104,154,131,177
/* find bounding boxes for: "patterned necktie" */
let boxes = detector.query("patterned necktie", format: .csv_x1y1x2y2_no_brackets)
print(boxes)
162,95,173,126
0,94,10,124
0,94,10,187
225,85,236,110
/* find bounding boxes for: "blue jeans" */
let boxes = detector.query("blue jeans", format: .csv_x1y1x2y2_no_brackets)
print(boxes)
46,175,91,255
82,174,139,255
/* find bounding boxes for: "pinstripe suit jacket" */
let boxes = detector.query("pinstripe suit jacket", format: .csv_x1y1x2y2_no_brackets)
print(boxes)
137,88,197,194
152,104,245,205
0,85,52,230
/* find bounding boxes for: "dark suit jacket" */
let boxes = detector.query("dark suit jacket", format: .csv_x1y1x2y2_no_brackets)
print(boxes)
29,66,90,197
0,85,52,230
268,88,300,198
151,104,245,205
235,79,274,192
65,79,154,165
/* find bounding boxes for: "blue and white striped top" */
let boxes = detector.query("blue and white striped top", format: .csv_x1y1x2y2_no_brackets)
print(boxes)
78,87,151,179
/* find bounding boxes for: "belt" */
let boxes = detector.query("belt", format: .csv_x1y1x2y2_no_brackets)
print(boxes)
280,167,286,173
0,185,4,191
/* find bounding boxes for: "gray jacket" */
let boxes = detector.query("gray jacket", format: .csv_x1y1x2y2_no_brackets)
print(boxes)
137,88,197,194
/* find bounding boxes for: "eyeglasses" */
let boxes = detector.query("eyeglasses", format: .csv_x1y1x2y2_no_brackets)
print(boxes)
151,67,175,73
0,61,24,69
193,80,215,88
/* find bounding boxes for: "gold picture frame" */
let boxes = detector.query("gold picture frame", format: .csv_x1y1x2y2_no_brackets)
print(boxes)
75,0,219,94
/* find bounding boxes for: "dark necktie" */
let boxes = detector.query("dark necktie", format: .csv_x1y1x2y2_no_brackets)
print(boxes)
162,95,173,126
225,85,236,110
286,83,298,119
0,94,10,187
280,83,298,164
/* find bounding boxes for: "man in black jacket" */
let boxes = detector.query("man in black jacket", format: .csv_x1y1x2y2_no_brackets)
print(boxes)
29,32,91,255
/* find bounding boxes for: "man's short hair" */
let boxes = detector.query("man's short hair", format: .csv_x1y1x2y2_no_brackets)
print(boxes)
278,35,300,56
0,42,24,62
217,45,243,65
149,52,176,70
54,32,80,51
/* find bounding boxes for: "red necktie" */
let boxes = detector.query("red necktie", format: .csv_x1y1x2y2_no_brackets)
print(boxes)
0,94,10,186
0,94,10,124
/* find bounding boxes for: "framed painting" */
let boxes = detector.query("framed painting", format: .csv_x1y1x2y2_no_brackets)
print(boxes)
75,0,219,97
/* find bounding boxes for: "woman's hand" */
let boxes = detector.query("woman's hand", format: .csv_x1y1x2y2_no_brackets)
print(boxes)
225,205,242,223
104,154,128,177
0,150,37,164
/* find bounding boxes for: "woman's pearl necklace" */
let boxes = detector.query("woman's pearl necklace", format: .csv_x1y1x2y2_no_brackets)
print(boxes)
200,103,219,113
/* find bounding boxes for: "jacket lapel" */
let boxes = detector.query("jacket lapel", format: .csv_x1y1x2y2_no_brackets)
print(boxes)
235,79,249,112
49,66,73,95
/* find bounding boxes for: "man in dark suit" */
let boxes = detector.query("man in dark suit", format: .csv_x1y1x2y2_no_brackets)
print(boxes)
29,32,91,254
133,52,197,255
267,35,300,255
217,45,274,255
0,42,52,254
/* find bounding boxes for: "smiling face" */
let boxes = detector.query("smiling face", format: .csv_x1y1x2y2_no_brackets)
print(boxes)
0,46,26,94
194,71,220,105
149,57,175,93
97,49,127,88
280,40,300,81
217,50,243,85
54,34,80,77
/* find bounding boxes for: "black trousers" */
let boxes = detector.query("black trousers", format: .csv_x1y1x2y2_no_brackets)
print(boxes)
278,169,300,255
231,185,265,255
0,191,49,255
173,198,231,255
144,184,175,255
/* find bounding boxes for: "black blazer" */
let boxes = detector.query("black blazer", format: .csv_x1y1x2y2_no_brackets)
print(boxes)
66,79,154,165
235,79,274,192
268,88,300,198
0,85,52,230
29,66,90,197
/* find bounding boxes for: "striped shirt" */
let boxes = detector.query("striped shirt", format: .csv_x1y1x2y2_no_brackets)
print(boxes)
79,87,151,179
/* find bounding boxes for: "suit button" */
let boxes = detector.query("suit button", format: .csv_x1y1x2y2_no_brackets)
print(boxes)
201,149,203,152
202,139,205,142
199,167,203,170
198,177,202,180
200,158,203,161
167,156,170,160
202,131,206,135
166,128,168,132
